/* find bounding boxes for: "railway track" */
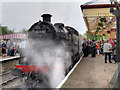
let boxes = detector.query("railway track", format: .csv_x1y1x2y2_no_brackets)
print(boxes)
0,56,20,88
0,71,18,86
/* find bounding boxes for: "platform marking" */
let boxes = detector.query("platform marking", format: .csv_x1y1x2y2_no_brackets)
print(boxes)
56,54,83,88
0,56,20,62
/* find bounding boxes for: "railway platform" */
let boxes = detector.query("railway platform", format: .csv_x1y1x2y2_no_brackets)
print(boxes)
0,55,20,62
61,55,118,88
0,56,14,59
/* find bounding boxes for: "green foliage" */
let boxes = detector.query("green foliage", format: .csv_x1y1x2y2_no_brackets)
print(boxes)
84,17,107,41
97,27,101,30
0,25,14,35
21,28,28,34
89,35,94,40
100,17,106,22
98,23,103,27
84,31,100,40
97,35,100,40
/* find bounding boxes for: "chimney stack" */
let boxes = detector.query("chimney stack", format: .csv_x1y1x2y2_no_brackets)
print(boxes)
41,14,52,22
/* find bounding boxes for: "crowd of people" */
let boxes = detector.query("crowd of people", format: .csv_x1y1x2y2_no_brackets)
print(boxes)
0,38,117,64
0,40,29,57
82,39,117,64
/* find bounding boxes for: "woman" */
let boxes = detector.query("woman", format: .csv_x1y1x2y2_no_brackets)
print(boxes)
2,41,7,57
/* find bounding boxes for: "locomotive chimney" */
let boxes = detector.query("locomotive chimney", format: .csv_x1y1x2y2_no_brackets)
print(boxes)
41,14,52,22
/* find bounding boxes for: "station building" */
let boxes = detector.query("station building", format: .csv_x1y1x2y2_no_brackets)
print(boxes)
80,0,120,40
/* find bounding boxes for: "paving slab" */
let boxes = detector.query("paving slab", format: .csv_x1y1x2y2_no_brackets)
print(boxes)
61,55,118,88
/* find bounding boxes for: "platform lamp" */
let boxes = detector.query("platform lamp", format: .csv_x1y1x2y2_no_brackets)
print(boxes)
110,0,120,62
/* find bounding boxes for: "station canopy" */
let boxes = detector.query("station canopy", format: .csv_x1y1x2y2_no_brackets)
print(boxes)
81,0,120,39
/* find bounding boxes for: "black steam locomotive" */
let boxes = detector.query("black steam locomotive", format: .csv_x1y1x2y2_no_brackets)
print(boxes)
12,14,83,88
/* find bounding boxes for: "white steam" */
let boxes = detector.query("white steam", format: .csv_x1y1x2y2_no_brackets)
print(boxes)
22,39,66,88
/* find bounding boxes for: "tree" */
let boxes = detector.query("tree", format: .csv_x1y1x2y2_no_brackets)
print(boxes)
84,31,94,40
0,25,14,35
84,30,100,40
21,28,28,34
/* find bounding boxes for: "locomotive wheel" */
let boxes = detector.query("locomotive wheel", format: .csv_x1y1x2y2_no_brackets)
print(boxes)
24,76,50,88
21,70,50,88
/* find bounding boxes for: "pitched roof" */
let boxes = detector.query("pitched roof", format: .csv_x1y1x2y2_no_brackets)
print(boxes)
81,0,120,9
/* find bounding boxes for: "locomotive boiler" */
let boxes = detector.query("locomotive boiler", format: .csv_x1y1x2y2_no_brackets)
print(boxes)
12,14,83,88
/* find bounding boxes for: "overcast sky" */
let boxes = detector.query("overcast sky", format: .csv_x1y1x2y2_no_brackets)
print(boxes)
0,0,114,35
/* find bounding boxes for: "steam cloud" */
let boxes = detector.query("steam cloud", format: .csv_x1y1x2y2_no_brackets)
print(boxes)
22,39,67,88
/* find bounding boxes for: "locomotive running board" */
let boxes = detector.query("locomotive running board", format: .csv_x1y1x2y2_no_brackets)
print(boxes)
56,54,84,88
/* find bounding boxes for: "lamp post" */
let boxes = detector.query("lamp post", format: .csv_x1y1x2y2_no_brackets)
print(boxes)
110,0,120,62
110,0,120,88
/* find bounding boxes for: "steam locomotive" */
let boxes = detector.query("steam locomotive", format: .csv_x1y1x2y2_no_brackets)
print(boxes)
12,14,83,88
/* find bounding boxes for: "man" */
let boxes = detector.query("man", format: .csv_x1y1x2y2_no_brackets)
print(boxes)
100,40,104,54
103,40,112,63
88,40,91,55
82,39,88,57
91,40,96,57
7,40,11,56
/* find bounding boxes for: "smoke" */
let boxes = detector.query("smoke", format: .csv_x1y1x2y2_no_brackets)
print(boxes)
22,39,67,88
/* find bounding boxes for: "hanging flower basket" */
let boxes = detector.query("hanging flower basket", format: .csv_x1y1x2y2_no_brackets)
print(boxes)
111,29,116,32
98,23,103,27
100,17,106,22
97,27,101,30
103,34,105,36
107,31,111,34
90,33,93,36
